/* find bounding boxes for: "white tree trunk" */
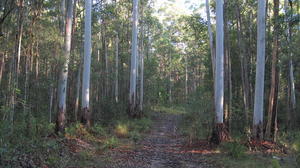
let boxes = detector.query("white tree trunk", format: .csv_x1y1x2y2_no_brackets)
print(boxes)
185,55,188,101
81,0,92,127
215,0,224,123
115,34,119,103
74,58,82,121
57,0,73,132
289,61,296,110
253,0,266,139
129,0,139,115
105,38,108,97
139,25,144,111
16,0,24,76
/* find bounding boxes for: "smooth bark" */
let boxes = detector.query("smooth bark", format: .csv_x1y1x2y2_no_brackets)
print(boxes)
81,0,92,127
129,0,139,117
56,0,73,133
74,55,82,121
115,34,119,103
215,0,224,123
185,55,188,101
253,0,266,140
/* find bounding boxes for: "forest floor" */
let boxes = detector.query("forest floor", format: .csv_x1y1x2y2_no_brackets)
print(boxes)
99,111,216,168
92,107,298,168
2,106,297,167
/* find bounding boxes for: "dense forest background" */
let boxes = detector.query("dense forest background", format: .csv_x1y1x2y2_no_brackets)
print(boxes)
0,0,300,167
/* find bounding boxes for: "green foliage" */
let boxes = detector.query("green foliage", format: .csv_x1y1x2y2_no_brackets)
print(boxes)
277,131,300,166
65,123,84,137
152,105,186,115
294,137,300,166
181,86,214,142
102,137,119,150
271,159,281,168
130,118,152,133
221,142,247,159
129,131,141,143
90,124,107,137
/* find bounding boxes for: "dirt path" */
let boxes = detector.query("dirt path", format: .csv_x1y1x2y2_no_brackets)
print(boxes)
103,112,215,168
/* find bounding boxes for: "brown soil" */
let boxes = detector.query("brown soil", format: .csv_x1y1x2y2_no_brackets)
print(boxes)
101,112,217,168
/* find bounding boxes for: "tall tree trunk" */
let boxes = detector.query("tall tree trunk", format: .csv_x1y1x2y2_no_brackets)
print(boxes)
139,32,144,112
211,0,229,145
139,8,144,111
128,0,139,117
215,0,224,124
105,38,108,97
10,0,25,128
81,0,92,128
16,0,24,76
56,0,73,133
74,53,82,121
266,0,279,141
223,0,231,130
185,55,188,101
253,0,267,140
236,3,251,126
23,50,29,122
115,34,119,103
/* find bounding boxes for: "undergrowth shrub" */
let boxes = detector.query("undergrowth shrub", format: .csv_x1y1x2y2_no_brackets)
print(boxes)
102,137,119,149
222,141,247,159
278,131,300,166
90,124,107,137
271,159,281,168
115,122,129,137
180,86,213,143
129,130,141,143
130,118,152,132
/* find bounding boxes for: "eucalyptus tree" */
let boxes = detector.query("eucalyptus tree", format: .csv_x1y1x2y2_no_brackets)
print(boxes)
253,0,266,140
139,15,145,111
211,0,228,144
129,0,139,117
115,33,119,103
81,0,92,127
215,0,224,125
266,0,280,141
56,0,73,133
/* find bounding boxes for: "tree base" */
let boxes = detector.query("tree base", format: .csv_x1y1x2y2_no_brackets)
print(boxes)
81,107,91,128
252,123,263,141
127,104,142,118
210,123,230,145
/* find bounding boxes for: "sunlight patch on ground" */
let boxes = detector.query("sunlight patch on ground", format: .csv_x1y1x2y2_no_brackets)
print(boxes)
152,105,187,114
